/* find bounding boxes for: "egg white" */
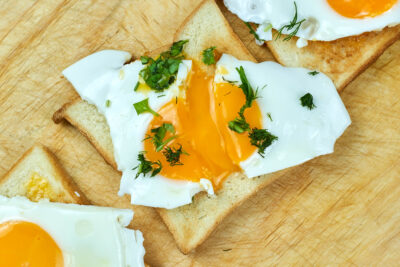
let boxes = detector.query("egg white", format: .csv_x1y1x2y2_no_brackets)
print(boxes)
0,196,145,267
224,0,400,45
215,54,351,178
63,50,214,209
64,50,350,209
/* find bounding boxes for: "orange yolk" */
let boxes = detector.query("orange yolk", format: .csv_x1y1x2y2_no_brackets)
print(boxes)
327,0,397,18
0,221,64,267
144,62,262,190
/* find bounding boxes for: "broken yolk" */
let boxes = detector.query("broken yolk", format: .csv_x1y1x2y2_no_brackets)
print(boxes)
144,62,262,190
327,0,397,18
0,221,64,267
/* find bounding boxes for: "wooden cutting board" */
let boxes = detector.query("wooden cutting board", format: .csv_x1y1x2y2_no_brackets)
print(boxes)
1,0,400,266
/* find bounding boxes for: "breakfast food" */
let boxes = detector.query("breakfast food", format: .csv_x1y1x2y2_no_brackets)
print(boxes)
54,0,351,253
0,144,89,204
61,48,350,210
0,144,146,266
224,0,400,45
222,0,400,90
0,196,145,267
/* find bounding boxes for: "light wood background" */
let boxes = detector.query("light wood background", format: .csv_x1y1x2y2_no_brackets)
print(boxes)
1,0,400,266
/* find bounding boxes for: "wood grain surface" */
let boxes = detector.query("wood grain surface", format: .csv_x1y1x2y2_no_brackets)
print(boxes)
1,0,400,266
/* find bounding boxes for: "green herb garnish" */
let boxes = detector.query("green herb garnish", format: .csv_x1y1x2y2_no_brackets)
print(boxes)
149,123,177,152
222,77,238,85
105,99,111,107
228,66,259,133
308,71,319,76
133,152,162,178
275,2,305,41
300,93,316,110
267,112,272,121
249,128,278,157
163,144,188,166
139,40,188,92
202,46,216,65
244,22,264,43
228,115,250,134
134,81,140,91
133,98,160,116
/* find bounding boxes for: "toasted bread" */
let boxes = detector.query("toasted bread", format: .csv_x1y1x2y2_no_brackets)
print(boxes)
0,144,89,204
53,0,290,254
266,26,400,91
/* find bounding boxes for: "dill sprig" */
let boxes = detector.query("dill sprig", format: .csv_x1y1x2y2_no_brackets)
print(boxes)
133,152,162,178
275,2,305,41
249,128,278,157
163,144,188,166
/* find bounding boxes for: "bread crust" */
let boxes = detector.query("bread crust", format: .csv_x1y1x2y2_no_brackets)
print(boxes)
0,143,90,205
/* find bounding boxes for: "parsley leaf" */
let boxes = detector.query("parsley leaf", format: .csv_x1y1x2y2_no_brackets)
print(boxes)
249,128,278,157
163,144,188,166
139,40,188,92
202,46,216,65
308,71,319,76
133,98,160,116
244,22,264,43
149,123,177,152
300,93,316,110
275,2,305,41
133,152,162,178
134,81,140,91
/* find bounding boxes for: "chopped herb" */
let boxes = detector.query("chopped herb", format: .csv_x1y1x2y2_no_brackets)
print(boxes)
133,98,160,116
222,76,238,84
244,22,264,42
223,249,232,252
228,66,259,133
134,81,140,91
149,123,177,152
202,46,217,65
308,70,319,76
175,96,178,104
300,93,316,110
139,40,188,92
133,152,162,178
275,2,305,41
105,99,111,107
163,144,188,166
249,128,278,157
267,112,273,121
157,94,166,98
264,23,273,32
228,114,250,133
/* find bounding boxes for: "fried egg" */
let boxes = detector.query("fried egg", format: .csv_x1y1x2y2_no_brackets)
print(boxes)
63,48,350,209
224,0,400,46
0,196,145,267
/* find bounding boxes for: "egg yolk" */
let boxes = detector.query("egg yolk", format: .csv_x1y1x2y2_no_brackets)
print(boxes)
0,221,64,267
327,0,397,18
144,62,262,190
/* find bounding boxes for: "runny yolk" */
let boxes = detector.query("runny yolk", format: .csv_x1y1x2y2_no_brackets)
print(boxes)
0,221,64,267
144,62,262,190
327,0,397,18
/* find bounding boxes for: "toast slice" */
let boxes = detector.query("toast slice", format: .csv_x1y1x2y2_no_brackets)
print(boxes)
0,144,89,204
53,0,290,253
266,26,400,91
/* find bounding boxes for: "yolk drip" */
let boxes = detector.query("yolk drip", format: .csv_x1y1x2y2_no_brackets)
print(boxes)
0,221,64,267
144,62,262,190
327,0,397,18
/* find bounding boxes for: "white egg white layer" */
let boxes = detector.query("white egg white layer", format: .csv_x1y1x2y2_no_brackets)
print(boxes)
63,50,214,209
215,54,351,178
0,196,145,267
224,0,400,43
